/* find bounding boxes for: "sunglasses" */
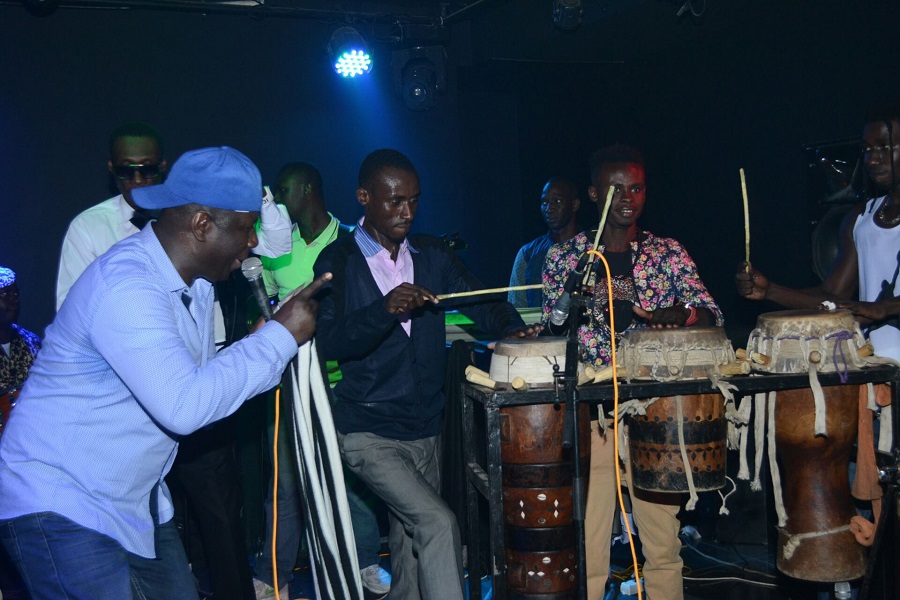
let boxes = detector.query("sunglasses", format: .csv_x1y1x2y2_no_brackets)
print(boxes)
112,163,163,181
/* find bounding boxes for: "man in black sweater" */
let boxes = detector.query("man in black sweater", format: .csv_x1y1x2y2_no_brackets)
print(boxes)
314,149,536,599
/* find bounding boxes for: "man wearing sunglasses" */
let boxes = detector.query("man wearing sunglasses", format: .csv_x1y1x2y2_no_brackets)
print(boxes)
55,123,292,310
56,122,169,310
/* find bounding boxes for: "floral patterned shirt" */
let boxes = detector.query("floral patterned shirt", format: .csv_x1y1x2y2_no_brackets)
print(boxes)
541,230,723,367
0,324,41,393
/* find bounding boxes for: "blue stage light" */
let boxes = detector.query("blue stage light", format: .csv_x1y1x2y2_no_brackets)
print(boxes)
330,27,372,78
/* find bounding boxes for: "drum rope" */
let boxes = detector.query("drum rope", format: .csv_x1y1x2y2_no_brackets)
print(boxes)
751,392,766,491
766,391,788,528
827,330,856,383
733,395,753,481
806,362,828,437
675,395,700,510
717,476,737,515
800,338,829,437
779,525,851,560
866,382,878,411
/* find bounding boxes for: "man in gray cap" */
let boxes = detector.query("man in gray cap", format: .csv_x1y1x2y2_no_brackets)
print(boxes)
0,147,330,600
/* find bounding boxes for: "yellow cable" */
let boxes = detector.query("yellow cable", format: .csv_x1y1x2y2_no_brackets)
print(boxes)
272,386,282,600
593,250,643,600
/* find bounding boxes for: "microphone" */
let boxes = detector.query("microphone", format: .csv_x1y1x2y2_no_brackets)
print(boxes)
241,257,274,321
549,253,590,327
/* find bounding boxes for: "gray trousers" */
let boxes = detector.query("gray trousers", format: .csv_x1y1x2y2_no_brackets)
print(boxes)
338,432,464,600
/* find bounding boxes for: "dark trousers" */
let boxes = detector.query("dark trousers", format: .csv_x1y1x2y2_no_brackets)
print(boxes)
169,415,255,600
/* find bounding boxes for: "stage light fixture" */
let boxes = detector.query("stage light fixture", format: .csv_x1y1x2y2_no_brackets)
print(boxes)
329,26,372,78
392,46,447,112
553,0,583,31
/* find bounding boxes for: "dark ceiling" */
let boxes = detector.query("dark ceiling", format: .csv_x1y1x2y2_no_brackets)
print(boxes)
3,0,754,65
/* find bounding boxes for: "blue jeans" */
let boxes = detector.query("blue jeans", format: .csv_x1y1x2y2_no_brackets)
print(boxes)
0,512,197,600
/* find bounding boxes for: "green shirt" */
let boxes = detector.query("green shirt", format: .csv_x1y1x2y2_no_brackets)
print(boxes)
260,211,342,300
260,210,344,386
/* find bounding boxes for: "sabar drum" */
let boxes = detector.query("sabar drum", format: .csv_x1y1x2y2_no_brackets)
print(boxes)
620,327,735,493
746,310,868,582
492,338,590,598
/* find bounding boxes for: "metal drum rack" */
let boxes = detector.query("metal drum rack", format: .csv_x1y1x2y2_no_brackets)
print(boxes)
462,365,900,600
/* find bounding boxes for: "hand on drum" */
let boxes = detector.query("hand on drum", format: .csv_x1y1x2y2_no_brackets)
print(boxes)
486,324,543,350
383,282,438,316
633,304,691,328
836,299,896,326
735,261,770,300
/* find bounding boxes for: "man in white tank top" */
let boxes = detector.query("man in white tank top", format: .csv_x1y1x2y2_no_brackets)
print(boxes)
735,103,900,364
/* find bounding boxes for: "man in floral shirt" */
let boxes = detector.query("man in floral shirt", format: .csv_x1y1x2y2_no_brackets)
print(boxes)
541,145,722,600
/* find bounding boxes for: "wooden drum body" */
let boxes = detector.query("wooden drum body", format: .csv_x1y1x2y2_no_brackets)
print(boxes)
748,310,868,581
774,385,863,581
501,402,590,599
621,327,734,493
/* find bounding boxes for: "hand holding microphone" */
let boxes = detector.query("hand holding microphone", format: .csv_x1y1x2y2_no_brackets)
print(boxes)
242,257,332,345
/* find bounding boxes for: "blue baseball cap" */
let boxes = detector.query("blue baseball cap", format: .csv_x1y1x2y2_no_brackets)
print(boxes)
132,146,262,212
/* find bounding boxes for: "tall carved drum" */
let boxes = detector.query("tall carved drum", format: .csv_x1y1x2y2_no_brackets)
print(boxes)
620,327,735,493
746,309,869,581
492,338,590,599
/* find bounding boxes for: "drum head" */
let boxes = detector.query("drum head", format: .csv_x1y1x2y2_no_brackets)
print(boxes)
618,327,736,381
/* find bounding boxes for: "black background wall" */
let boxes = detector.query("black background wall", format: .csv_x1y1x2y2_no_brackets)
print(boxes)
2,0,899,344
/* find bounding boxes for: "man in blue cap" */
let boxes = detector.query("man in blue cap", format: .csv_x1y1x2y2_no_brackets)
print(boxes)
0,147,330,600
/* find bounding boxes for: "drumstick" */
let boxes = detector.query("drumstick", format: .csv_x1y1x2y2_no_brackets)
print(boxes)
436,284,541,301
582,186,616,287
596,185,616,244
740,168,750,272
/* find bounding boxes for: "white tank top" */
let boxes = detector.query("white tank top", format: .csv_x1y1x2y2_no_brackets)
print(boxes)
853,196,900,361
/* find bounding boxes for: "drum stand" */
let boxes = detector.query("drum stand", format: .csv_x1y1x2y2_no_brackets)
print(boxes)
554,293,589,600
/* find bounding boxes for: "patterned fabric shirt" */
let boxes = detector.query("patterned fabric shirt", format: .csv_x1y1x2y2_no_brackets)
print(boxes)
0,325,41,393
541,230,723,367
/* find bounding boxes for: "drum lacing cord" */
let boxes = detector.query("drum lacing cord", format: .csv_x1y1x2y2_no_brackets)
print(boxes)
593,248,644,600
800,338,829,437
750,392,767,492
717,477,737,516
675,395,700,510
827,330,856,383
766,391,789,528
750,392,787,527
733,399,753,481
778,525,851,560
861,357,900,454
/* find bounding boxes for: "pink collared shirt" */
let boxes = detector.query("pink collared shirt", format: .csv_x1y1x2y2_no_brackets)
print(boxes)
358,218,415,336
